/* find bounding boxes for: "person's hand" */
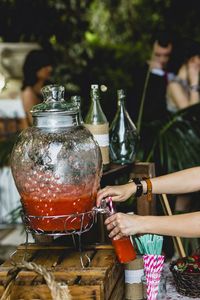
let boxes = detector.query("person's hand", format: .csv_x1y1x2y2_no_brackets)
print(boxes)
105,212,142,240
178,65,187,80
96,183,136,207
147,59,163,71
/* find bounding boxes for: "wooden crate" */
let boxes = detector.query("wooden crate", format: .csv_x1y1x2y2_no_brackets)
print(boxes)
0,244,124,300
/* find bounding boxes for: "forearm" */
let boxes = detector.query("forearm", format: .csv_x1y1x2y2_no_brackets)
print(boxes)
168,82,189,109
141,167,200,195
189,89,199,105
189,70,199,104
139,212,200,237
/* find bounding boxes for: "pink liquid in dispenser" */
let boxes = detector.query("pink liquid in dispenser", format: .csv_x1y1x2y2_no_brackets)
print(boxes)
21,175,96,232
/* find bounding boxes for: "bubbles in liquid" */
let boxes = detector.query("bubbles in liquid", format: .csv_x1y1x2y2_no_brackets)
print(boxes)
20,169,96,232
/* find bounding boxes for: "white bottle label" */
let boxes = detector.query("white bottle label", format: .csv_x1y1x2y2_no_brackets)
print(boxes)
125,269,144,284
93,133,109,147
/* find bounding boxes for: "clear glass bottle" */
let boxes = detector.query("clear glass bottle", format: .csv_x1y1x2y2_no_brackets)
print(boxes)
109,89,138,164
107,201,136,264
71,95,83,124
84,84,110,171
10,85,102,233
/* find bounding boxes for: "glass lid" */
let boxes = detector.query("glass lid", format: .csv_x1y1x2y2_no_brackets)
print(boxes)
31,84,78,115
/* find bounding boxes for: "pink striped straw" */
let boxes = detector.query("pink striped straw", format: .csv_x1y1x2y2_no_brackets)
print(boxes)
107,196,115,214
143,254,164,300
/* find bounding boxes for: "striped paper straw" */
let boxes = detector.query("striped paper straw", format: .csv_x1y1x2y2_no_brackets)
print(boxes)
107,196,115,214
143,254,165,300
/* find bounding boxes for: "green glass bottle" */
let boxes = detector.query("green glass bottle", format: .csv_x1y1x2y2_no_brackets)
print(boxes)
109,89,138,164
84,84,110,171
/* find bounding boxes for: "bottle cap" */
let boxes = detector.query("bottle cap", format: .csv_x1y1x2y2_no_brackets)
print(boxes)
91,84,99,89
117,89,126,98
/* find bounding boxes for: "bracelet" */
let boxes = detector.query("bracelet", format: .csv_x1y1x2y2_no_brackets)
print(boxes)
132,178,143,197
142,177,152,201
190,85,199,92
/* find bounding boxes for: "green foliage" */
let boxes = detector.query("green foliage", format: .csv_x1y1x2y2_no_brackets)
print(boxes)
1,0,200,100
138,104,200,174
1,0,200,172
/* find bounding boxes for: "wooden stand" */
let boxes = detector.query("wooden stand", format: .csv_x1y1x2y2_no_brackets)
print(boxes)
0,244,124,300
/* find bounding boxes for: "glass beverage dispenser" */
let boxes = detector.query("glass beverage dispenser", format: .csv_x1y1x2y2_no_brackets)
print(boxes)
11,85,102,234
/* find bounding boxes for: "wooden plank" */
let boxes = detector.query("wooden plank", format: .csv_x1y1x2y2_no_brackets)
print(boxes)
2,283,103,300
0,286,5,296
69,284,102,300
89,249,116,268
17,243,114,251
16,248,62,286
89,250,122,300
9,285,53,300
31,249,63,267
14,268,107,281
17,244,72,250
0,249,37,284
1,249,36,267
109,272,125,300
103,265,123,300
0,250,36,294
58,249,95,269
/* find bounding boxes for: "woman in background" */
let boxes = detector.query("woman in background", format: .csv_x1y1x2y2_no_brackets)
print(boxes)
166,40,200,214
167,39,200,112
21,49,53,125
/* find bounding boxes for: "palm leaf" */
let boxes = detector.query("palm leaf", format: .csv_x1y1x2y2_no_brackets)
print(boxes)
139,104,200,174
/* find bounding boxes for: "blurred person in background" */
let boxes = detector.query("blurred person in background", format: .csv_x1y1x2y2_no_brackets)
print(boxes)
21,49,53,125
166,40,200,214
127,30,173,124
167,39,200,112
148,32,173,81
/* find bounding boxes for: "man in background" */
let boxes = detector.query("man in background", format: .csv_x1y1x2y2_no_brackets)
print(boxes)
127,31,173,124
149,32,173,79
